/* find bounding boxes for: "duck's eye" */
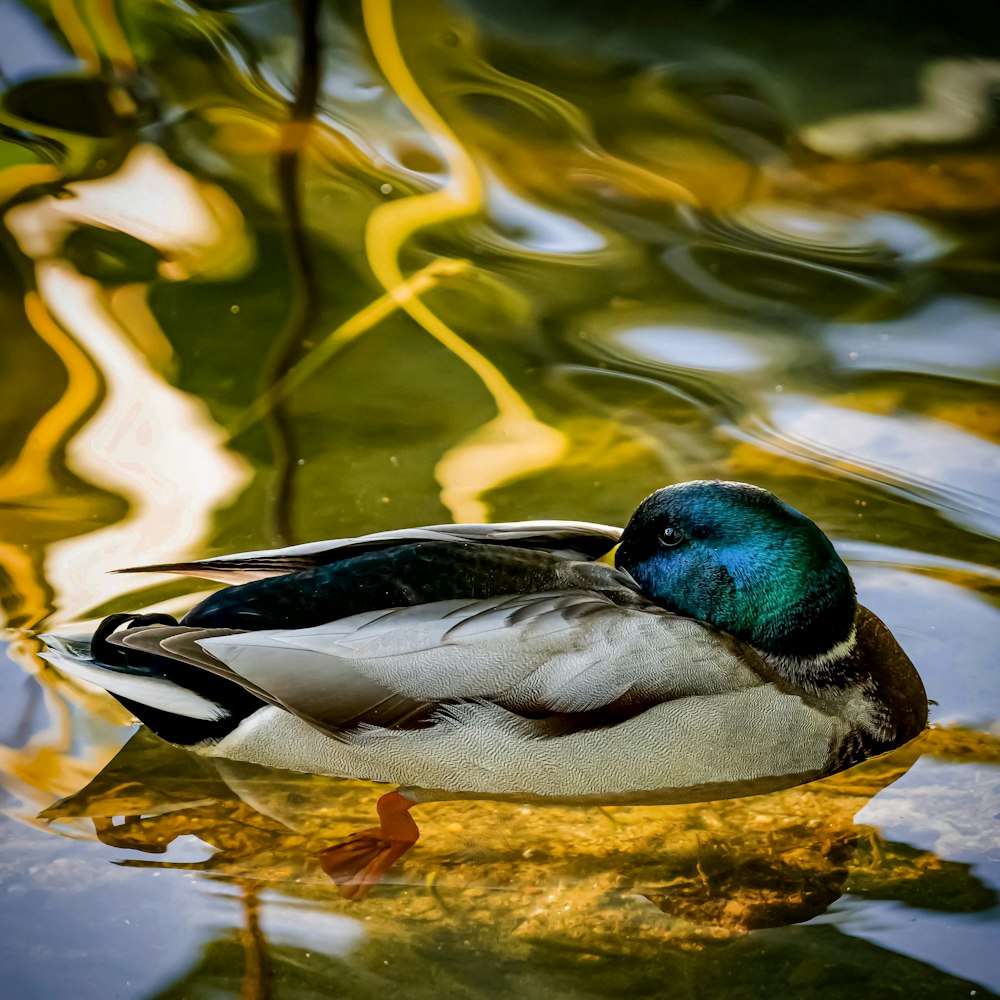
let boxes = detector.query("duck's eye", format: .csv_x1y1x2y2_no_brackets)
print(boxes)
659,525,684,548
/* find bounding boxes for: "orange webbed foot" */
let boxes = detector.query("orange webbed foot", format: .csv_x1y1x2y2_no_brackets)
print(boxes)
320,791,419,900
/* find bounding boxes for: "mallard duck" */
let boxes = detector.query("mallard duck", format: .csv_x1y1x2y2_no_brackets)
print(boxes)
41,481,927,897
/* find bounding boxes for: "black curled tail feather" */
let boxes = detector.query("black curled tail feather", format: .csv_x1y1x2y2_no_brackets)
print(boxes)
92,612,180,659
92,613,265,747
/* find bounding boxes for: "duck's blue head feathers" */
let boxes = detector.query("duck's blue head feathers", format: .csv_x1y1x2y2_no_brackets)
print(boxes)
615,481,856,663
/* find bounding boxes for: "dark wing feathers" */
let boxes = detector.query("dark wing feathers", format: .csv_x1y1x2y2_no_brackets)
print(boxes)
114,520,623,583
178,542,639,632
114,554,325,581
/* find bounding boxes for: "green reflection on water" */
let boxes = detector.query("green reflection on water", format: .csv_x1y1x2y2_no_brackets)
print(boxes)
1,0,999,996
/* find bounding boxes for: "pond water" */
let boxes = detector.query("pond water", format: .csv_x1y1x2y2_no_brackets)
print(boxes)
1,0,999,996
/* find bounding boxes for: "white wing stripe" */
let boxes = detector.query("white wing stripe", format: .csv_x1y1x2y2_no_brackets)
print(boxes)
39,650,229,721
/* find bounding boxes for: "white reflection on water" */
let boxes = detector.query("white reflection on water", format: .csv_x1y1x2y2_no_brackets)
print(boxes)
258,892,366,957
571,306,809,384
6,145,253,281
31,262,249,619
4,144,253,621
825,296,1000,385
485,174,607,254
743,394,1000,538
599,320,781,374
828,758,1000,991
801,58,1000,159
724,200,952,265
857,759,1000,863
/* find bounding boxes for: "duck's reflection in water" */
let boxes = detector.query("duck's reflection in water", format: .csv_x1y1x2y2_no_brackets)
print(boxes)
40,726,997,941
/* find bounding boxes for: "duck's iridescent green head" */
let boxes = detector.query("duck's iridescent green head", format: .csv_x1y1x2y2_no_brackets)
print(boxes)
615,481,856,663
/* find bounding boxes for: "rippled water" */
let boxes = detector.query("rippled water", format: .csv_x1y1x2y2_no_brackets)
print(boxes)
1,1,999,996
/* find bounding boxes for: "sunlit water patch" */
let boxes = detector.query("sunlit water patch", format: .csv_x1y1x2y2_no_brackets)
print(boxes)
576,308,797,376
824,296,1000,385
741,394,1000,538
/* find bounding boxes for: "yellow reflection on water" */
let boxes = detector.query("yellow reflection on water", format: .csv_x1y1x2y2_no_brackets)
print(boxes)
362,0,567,522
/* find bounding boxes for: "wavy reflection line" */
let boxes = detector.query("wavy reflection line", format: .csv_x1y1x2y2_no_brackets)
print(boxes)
0,293,103,631
35,260,251,619
87,0,137,76
2,146,254,631
228,258,471,440
452,55,697,209
50,0,101,71
263,0,322,545
1,293,101,505
49,0,136,79
1,148,256,818
362,0,567,521
801,59,1000,159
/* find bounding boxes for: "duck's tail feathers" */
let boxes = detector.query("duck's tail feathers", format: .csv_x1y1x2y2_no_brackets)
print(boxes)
39,614,265,748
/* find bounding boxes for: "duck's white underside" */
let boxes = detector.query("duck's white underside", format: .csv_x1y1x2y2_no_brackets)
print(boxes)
207,688,847,797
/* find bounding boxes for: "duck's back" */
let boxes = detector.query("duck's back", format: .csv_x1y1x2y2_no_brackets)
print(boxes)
181,541,636,630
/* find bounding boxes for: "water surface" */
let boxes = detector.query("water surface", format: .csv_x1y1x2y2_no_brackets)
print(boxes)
1,0,999,996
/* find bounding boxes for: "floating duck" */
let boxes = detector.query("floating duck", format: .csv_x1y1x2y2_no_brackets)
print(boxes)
41,481,927,897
